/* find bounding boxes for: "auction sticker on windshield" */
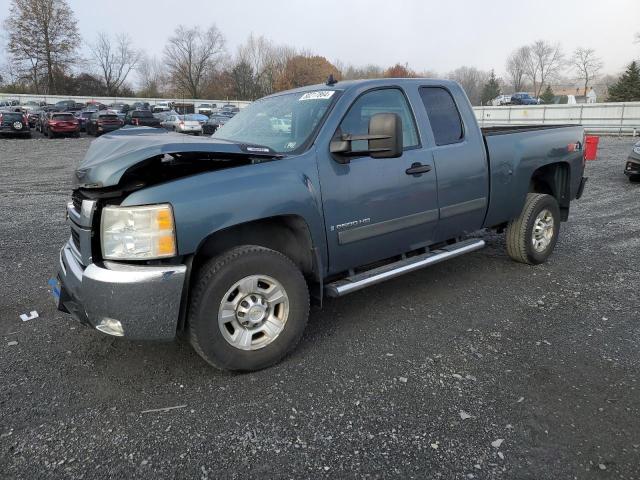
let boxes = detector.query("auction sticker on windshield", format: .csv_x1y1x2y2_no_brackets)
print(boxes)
299,91,335,101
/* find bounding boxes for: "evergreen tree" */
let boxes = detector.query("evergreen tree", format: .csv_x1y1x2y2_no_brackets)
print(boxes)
607,61,640,102
480,70,501,105
540,84,555,104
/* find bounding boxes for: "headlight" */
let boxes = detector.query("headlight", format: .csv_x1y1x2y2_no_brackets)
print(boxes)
101,204,176,260
633,146,640,155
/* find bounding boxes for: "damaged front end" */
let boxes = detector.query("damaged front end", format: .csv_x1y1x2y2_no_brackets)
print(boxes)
55,127,283,340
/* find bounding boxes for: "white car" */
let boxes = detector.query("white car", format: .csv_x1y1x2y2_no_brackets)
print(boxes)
196,103,216,115
491,95,512,106
153,101,171,113
160,114,203,135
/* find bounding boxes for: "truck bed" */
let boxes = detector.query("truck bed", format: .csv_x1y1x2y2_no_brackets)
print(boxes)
481,124,578,136
481,124,585,228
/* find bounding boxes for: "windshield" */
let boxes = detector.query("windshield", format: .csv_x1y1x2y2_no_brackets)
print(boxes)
212,90,336,153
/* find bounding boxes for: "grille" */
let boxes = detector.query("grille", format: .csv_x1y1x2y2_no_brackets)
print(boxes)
70,228,80,251
71,189,84,212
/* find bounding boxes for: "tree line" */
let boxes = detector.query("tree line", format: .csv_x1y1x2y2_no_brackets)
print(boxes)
1,0,639,103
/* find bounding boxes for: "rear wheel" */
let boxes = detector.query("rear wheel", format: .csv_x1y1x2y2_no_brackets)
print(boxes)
189,246,309,371
506,193,560,265
629,174,640,183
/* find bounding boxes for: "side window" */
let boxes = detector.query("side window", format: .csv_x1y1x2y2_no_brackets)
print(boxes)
419,87,464,146
338,88,419,152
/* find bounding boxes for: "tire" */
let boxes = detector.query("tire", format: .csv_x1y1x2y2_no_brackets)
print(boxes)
629,174,640,183
48,130,54,139
189,245,309,371
505,193,560,265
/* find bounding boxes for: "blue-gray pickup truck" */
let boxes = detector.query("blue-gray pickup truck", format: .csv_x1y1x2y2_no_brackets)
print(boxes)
53,78,587,371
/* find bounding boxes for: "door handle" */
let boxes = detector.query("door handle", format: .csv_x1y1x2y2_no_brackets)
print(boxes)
405,162,432,175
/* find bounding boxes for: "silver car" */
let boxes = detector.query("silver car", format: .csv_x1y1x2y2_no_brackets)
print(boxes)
160,114,203,135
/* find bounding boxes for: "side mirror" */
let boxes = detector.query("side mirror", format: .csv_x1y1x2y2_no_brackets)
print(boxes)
330,112,403,162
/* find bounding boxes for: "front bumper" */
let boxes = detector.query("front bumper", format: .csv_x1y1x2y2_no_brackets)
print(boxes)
624,156,640,176
55,242,187,340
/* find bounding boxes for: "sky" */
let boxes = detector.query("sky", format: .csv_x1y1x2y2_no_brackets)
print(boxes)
1,0,639,80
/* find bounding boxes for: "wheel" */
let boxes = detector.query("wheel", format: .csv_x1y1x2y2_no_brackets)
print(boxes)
48,130,54,139
506,193,560,265
629,174,640,183
73,131,80,138
189,245,309,371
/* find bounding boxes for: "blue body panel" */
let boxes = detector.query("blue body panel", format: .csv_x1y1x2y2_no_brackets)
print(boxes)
77,78,585,279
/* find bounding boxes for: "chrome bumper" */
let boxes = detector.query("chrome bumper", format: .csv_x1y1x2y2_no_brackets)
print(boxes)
56,241,187,340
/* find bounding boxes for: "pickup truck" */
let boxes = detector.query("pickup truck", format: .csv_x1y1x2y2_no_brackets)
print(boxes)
53,78,587,371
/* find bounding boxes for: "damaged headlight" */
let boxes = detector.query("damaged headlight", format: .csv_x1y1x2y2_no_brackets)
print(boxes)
101,204,177,260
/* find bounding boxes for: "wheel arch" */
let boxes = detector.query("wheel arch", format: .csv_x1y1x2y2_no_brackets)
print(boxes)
191,215,319,280
529,162,571,220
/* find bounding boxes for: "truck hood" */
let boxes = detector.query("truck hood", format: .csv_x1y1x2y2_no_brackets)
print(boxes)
74,126,278,188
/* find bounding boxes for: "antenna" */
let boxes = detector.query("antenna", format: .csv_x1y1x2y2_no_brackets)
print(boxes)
326,74,337,86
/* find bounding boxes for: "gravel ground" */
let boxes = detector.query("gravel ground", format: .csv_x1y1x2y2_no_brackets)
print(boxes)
0,134,639,479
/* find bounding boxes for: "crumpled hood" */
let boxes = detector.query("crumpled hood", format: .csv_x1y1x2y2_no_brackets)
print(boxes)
74,127,259,188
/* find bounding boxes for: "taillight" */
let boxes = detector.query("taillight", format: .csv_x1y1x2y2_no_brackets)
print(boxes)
23,115,28,124
0,113,3,122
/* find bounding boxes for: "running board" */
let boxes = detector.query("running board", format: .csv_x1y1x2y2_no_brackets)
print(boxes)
325,238,485,297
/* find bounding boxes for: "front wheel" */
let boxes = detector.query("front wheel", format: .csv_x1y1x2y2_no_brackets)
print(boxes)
189,246,309,371
506,193,560,265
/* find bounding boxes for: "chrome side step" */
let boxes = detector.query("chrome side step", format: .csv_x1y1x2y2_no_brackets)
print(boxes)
325,238,485,297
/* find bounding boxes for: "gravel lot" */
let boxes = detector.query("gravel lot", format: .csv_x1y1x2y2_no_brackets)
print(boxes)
0,134,639,479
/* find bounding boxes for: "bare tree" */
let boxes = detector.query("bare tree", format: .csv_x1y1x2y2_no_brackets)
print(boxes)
163,25,226,98
505,47,529,92
448,66,490,105
89,32,140,96
571,47,603,96
4,0,80,93
137,54,165,98
526,40,564,97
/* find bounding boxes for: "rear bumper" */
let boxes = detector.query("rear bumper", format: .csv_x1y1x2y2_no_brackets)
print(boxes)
55,242,187,340
624,157,640,176
50,127,79,133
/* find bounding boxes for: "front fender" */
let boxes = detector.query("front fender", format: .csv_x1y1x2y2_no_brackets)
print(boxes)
122,153,327,270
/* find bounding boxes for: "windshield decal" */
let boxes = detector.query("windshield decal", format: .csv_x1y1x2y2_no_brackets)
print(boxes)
299,90,335,101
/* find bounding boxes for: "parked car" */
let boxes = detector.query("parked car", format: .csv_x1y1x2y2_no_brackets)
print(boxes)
124,109,161,128
54,100,79,112
196,103,216,115
75,110,96,132
510,92,538,105
132,101,151,111
27,110,42,128
160,114,203,135
21,101,41,112
43,112,79,138
186,113,208,126
53,78,587,372
153,101,172,113
86,111,123,136
491,95,511,106
154,110,179,122
0,111,31,137
109,103,130,113
202,114,229,134
624,141,640,182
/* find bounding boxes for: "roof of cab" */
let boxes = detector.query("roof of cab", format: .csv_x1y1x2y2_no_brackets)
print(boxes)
266,77,459,98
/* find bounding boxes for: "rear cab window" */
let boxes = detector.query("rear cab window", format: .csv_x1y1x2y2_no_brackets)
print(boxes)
419,87,464,146
52,114,75,121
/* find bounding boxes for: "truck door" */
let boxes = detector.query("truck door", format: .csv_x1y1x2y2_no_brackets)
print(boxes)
418,86,489,241
317,88,439,274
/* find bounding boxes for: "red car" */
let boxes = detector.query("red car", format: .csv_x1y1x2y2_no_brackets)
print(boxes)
44,112,80,138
